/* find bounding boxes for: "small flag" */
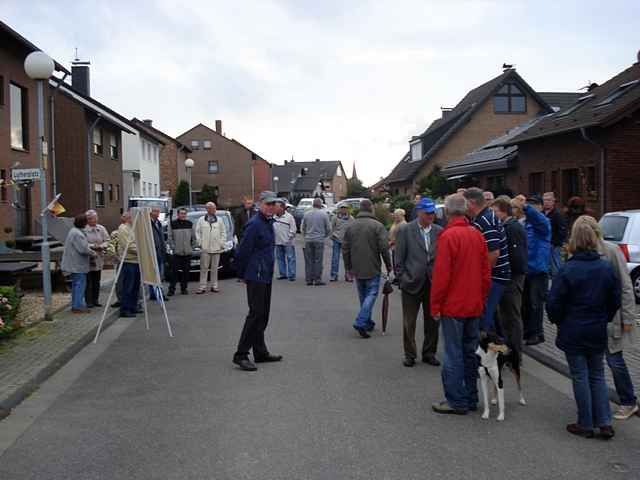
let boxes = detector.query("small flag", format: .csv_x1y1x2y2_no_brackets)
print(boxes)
46,193,66,216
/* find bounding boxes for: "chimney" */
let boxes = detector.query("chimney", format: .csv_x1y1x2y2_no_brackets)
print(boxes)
315,158,320,162
215,120,222,134
143,119,153,127
71,58,91,97
441,107,454,120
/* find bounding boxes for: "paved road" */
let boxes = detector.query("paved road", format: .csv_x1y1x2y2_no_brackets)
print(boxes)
1,242,640,479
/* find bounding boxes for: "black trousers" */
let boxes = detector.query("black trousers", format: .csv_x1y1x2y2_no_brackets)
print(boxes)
401,283,439,360
85,270,102,307
170,255,191,292
522,272,548,340
235,281,272,360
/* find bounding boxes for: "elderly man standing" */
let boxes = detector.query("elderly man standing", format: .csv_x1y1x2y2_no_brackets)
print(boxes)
543,192,567,278
274,198,297,281
84,209,109,308
301,197,331,286
431,194,490,415
343,199,392,338
195,202,227,294
233,191,282,372
330,204,354,282
149,207,169,301
463,187,511,333
395,198,442,367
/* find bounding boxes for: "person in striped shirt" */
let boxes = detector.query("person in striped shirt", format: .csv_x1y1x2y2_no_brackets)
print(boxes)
463,188,511,333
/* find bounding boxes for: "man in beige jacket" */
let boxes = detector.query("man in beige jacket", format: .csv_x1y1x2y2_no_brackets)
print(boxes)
195,202,227,293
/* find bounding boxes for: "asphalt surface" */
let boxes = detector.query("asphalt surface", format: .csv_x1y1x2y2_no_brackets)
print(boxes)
1,241,640,479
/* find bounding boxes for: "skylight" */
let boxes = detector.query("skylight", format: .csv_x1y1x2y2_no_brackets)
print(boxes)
592,79,639,108
555,94,594,117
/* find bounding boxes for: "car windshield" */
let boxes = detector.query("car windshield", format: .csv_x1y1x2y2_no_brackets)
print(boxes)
600,215,628,242
186,212,234,242
297,199,313,208
129,199,169,212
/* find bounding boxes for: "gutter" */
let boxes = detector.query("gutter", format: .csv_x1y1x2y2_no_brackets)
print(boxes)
49,73,68,196
579,127,606,216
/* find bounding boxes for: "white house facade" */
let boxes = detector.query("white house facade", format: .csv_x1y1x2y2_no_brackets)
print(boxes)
121,129,163,204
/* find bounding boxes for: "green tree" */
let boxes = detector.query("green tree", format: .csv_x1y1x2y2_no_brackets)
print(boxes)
198,184,219,204
416,167,454,200
347,178,369,198
174,180,190,207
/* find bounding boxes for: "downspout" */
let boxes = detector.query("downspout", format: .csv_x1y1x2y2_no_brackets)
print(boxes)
579,127,606,216
49,73,68,195
87,115,101,209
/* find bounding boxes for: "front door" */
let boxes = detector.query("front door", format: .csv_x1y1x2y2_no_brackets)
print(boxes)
15,183,32,237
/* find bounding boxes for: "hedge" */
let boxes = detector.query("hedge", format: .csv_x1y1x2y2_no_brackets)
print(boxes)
0,286,21,340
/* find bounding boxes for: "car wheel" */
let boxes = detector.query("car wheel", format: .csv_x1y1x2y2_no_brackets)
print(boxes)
632,269,640,304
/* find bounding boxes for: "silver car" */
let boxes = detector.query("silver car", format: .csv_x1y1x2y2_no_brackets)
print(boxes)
600,210,640,303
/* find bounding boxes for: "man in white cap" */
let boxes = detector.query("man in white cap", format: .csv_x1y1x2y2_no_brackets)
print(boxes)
273,198,297,281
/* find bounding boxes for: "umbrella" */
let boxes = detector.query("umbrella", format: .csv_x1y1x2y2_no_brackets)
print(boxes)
381,279,394,335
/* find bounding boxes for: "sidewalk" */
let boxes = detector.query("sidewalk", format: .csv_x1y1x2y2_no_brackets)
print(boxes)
525,305,640,402
0,280,119,418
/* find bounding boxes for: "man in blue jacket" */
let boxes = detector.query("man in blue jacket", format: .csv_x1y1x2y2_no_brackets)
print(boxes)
233,191,282,371
514,194,551,346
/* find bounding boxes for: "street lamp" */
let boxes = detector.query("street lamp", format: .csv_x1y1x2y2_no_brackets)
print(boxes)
273,176,279,195
25,51,54,321
184,157,194,208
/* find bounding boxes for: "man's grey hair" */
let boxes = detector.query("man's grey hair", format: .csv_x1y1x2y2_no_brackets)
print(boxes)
206,201,216,208
463,187,485,207
359,199,373,212
445,194,468,216
85,209,97,217
313,197,323,208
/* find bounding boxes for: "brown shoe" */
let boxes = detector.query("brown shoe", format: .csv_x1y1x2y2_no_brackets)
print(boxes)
71,308,89,314
566,423,594,438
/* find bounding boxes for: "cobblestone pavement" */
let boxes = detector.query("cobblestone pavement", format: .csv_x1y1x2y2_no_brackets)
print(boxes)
526,305,640,400
0,285,118,415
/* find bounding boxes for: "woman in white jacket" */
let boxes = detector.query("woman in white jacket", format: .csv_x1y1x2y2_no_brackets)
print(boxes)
195,202,227,293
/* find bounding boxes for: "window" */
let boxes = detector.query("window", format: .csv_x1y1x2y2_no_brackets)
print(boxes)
562,169,580,203
94,183,105,207
556,94,593,117
600,215,629,242
593,80,639,108
92,128,103,155
410,140,422,162
191,140,200,150
493,83,526,113
108,184,113,202
115,184,120,202
0,169,7,202
487,175,505,193
10,83,28,150
586,166,597,194
336,167,342,177
203,140,212,150
154,184,158,196
528,172,545,196
208,161,219,174
110,134,118,159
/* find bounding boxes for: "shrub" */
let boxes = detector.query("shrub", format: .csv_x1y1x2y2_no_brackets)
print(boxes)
0,287,21,340
174,181,190,207
374,204,392,229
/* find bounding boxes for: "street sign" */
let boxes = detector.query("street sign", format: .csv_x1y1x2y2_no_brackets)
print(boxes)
11,168,41,182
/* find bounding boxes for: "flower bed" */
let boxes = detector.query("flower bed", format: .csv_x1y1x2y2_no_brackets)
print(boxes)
0,287,21,340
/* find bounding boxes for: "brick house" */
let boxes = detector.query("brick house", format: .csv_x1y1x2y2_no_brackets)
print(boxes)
271,159,348,201
176,121,271,208
130,118,191,199
51,69,134,232
380,68,554,196
498,58,640,217
0,21,69,240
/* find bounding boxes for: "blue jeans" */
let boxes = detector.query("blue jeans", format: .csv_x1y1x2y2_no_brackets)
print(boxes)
149,257,164,300
566,352,612,429
330,239,342,280
440,316,480,411
276,245,296,279
121,262,141,315
549,246,562,278
354,275,380,330
70,273,87,310
606,350,638,406
481,281,505,332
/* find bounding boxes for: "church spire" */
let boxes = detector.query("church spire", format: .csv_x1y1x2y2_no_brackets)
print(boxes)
351,162,359,181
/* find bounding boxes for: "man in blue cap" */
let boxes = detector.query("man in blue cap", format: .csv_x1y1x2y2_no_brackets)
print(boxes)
395,197,443,366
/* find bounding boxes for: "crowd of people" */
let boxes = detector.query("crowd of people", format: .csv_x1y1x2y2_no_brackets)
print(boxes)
60,187,636,440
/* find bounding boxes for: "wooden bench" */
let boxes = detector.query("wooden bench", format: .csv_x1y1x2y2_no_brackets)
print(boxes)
0,262,38,295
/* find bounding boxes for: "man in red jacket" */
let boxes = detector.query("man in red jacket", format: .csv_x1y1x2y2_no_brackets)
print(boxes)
431,193,491,415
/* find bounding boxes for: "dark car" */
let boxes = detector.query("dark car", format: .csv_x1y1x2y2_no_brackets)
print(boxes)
166,209,237,278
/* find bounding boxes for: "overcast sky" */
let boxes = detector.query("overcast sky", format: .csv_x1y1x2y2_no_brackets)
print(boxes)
4,1,639,185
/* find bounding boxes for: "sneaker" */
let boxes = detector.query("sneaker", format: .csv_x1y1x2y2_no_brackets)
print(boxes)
432,401,467,415
566,423,594,438
196,289,206,294
613,404,638,420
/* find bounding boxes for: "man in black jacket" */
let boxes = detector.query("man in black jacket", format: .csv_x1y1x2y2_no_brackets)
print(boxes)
149,207,169,302
543,192,567,278
492,197,527,357
235,197,256,240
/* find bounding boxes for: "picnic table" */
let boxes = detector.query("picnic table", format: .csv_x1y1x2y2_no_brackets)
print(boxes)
0,262,38,294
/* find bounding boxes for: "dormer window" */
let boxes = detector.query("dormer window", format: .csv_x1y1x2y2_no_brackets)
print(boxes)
410,140,422,162
493,83,526,113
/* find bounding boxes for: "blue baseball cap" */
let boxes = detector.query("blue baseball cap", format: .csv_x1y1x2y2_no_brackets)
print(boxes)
415,197,436,213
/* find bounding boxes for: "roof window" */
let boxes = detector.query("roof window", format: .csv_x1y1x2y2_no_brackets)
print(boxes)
592,79,639,108
555,94,594,117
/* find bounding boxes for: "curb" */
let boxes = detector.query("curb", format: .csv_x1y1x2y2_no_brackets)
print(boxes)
0,309,120,418
524,345,623,406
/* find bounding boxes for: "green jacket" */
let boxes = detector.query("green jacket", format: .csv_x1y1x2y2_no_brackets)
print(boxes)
342,211,391,280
